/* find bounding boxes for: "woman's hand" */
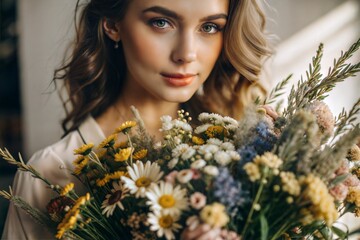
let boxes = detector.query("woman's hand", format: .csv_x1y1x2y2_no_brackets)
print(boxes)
262,105,279,120
180,224,222,240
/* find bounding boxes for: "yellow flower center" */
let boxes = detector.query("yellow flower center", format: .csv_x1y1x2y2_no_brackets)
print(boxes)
135,177,151,187
158,195,176,208
158,215,174,228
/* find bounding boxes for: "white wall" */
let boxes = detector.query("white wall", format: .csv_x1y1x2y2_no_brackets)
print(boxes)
18,0,76,157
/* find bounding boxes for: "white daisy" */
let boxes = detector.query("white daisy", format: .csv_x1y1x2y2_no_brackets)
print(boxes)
101,181,129,217
214,151,232,166
228,150,241,161
194,123,212,134
206,138,223,146
220,142,235,151
204,166,219,176
174,119,192,132
146,181,188,216
168,158,179,169
121,161,163,198
181,147,196,160
223,116,238,126
198,112,211,122
148,210,182,240
191,159,206,169
199,144,219,155
160,115,172,123
172,144,190,158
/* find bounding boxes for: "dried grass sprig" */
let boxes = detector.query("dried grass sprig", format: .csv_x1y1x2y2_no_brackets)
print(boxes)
0,187,54,229
283,38,360,119
0,148,55,191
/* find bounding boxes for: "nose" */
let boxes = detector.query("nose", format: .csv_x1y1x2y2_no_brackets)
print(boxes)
171,31,197,64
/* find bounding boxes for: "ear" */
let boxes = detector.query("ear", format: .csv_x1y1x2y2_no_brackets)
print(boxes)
103,18,121,42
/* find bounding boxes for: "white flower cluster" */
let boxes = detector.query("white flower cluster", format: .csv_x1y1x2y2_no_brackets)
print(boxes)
195,113,239,134
168,138,240,172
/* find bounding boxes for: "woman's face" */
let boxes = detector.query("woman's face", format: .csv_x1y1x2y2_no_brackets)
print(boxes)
117,0,229,103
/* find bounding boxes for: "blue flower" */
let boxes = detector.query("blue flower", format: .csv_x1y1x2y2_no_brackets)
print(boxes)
252,121,277,155
237,145,257,163
213,168,249,216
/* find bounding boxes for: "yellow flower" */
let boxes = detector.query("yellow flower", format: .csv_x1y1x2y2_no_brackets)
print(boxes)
205,126,227,139
96,175,110,187
55,193,90,239
74,143,94,155
254,152,283,169
114,141,129,149
133,149,148,160
56,209,80,239
73,156,89,175
243,162,261,182
355,207,360,217
346,187,360,207
114,147,133,162
280,172,301,196
299,174,338,226
347,145,360,161
98,134,118,149
200,202,229,228
108,171,126,180
60,183,74,196
114,121,137,134
192,136,205,145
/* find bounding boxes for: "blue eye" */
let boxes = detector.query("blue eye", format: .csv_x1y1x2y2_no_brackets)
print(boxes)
201,23,220,34
151,19,171,29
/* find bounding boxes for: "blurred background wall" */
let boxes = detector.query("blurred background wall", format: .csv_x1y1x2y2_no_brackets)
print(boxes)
0,0,359,236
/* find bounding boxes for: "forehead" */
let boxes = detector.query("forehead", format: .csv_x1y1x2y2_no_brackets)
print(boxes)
127,0,229,19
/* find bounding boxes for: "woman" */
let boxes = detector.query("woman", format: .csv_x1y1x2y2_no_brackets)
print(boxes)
2,0,270,239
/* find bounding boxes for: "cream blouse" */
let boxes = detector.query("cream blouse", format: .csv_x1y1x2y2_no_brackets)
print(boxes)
2,116,105,240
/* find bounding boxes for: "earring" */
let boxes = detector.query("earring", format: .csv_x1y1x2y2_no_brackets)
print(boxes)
114,41,119,49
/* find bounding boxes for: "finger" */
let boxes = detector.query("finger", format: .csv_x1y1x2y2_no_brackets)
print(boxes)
263,105,278,120
182,224,211,240
197,227,221,240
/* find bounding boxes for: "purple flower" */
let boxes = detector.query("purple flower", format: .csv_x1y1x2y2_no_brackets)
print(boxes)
213,168,249,216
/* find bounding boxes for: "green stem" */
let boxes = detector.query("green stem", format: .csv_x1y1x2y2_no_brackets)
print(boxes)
126,133,134,165
241,167,268,237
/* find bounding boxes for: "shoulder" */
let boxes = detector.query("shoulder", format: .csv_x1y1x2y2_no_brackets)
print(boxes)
27,116,105,174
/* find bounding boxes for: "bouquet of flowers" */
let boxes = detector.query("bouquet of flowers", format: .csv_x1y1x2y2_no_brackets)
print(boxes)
1,39,360,240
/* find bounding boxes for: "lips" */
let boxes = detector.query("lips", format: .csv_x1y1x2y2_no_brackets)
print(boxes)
161,73,197,87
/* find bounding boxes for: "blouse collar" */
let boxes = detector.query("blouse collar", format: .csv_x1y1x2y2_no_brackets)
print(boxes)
77,115,106,145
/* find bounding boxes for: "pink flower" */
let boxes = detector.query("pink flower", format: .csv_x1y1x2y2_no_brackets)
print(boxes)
191,169,201,180
177,169,194,183
343,175,360,187
335,160,350,175
164,170,178,185
329,183,349,201
190,192,207,210
308,101,335,136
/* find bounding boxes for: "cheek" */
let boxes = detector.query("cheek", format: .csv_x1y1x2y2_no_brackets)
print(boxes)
199,37,223,75
122,28,167,71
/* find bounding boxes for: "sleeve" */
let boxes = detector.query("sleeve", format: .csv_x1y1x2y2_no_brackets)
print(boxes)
1,147,73,240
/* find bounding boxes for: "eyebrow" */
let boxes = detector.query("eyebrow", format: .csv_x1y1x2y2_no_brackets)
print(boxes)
142,6,228,21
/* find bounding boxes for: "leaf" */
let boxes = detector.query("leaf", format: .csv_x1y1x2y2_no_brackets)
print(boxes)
329,173,351,187
260,214,269,240
331,225,348,239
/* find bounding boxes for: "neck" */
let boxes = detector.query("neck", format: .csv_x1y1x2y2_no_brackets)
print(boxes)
96,94,180,140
